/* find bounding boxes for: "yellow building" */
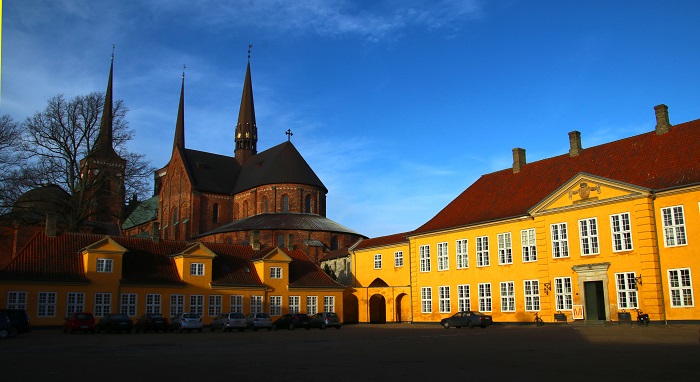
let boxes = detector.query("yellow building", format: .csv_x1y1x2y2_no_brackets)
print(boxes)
0,231,344,326
350,105,700,324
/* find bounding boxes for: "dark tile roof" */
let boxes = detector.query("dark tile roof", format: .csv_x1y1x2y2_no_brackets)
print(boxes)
233,141,327,193
414,119,700,235
320,247,350,261
122,196,158,230
355,232,411,250
180,147,241,194
285,248,345,288
205,242,264,287
196,213,366,238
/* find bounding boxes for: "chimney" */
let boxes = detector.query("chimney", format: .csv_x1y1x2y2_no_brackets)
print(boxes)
568,131,582,157
512,148,526,173
655,104,671,135
151,221,160,242
45,213,57,237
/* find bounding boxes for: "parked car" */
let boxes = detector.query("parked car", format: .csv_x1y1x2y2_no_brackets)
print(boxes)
272,313,311,330
0,312,18,339
244,312,273,331
134,313,169,333
440,311,493,329
308,312,342,329
0,309,30,333
211,312,246,332
63,312,96,333
96,313,134,333
169,312,203,332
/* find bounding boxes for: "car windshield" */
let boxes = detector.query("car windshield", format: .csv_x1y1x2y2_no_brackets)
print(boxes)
76,314,92,320
114,314,129,319
183,313,199,318
150,314,163,318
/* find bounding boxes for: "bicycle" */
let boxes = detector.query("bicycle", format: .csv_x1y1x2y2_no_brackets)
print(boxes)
534,312,544,327
635,309,649,326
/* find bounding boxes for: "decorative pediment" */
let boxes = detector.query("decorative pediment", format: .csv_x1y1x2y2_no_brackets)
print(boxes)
80,236,128,256
253,247,292,264
170,242,217,260
529,173,650,215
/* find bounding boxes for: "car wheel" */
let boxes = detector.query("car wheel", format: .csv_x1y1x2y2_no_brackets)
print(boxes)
267,326,272,331
239,328,245,332
305,326,311,330
178,326,184,333
335,325,341,329
480,325,487,329
442,321,450,329
272,324,277,331
321,323,327,330
210,325,216,332
198,328,202,332
0,329,9,339
468,321,476,329
288,323,295,330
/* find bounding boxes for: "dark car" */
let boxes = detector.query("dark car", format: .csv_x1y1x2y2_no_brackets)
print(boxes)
63,312,96,333
134,313,169,333
272,313,311,330
0,312,18,339
96,313,134,333
308,312,342,329
440,311,493,329
0,309,30,333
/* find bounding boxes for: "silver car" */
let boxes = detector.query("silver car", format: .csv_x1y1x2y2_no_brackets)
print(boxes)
308,312,342,329
244,312,273,331
211,312,246,332
169,312,203,332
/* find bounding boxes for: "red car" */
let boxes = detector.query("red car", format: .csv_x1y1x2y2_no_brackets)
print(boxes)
63,312,96,333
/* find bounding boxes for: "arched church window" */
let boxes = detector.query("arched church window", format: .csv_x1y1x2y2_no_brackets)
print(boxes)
172,207,178,225
331,236,339,250
282,195,289,212
277,234,285,248
212,203,219,223
262,197,269,213
243,201,249,217
304,194,312,213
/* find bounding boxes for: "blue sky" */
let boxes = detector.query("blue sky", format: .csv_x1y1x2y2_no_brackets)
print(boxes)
2,1,700,239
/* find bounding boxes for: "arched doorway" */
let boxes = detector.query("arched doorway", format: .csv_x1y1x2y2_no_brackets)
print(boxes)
396,293,409,323
369,294,387,324
343,294,359,324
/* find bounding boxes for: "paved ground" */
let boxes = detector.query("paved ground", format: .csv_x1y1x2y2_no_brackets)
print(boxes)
2,323,699,381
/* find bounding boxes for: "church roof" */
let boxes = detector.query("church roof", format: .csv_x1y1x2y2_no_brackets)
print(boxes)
122,195,159,230
91,55,121,160
179,147,241,194
195,213,365,238
413,117,700,236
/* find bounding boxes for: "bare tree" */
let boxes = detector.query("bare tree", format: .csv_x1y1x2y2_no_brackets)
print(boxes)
0,115,27,213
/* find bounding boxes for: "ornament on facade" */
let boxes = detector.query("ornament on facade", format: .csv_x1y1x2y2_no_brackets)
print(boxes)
568,182,601,201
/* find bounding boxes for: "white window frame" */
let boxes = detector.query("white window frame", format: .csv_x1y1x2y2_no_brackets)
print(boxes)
190,295,204,316
437,242,449,271
289,296,300,314
476,236,490,267
524,280,540,311
421,287,432,314
478,283,492,312
37,292,57,317
521,229,537,262
394,251,404,267
554,277,573,310
270,296,282,316
250,295,263,314
208,295,222,316
230,295,243,313
324,296,335,312
96,258,113,273
497,232,513,265
146,294,161,315
270,267,282,279
170,294,185,316
66,292,85,315
95,293,112,317
374,254,382,269
550,223,569,258
500,281,515,312
438,286,451,313
579,218,600,256
419,245,431,272
7,291,27,310
610,212,633,252
661,206,687,247
190,263,205,276
456,239,468,269
615,272,638,309
457,284,470,312
120,293,137,317
668,268,694,307
306,296,318,315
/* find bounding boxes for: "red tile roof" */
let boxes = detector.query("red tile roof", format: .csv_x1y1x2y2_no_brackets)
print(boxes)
354,232,411,250
414,119,700,235
286,249,345,288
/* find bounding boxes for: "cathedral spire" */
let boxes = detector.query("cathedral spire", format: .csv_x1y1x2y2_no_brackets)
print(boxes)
234,45,258,165
93,46,119,158
173,65,186,150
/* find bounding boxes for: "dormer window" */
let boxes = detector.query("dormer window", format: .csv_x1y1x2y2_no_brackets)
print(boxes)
270,267,282,279
190,263,205,276
96,258,113,273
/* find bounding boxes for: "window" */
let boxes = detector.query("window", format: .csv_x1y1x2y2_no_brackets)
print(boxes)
521,229,537,262
497,233,513,265
96,258,113,273
66,292,85,315
668,268,694,307
95,293,112,317
277,234,285,248
450,239,468,269
478,283,492,312
230,295,243,313
263,197,269,213
282,195,289,212
662,206,687,247
120,293,137,317
324,296,335,312
394,251,404,267
287,234,294,248
374,254,382,269
421,287,432,314
524,280,540,311
305,194,312,213
610,212,633,251
439,286,451,313
554,277,573,310
170,294,185,316
500,282,515,312
209,295,222,316
270,296,282,316
37,292,57,317
307,296,318,315
270,267,282,279
437,242,449,271
579,218,600,255
419,245,431,272
615,272,638,309
289,296,300,314
550,223,569,258
476,236,490,267
212,203,219,223
146,294,161,314
7,291,27,310
250,295,263,314
457,285,470,312
172,207,178,225
190,263,204,276
190,295,204,316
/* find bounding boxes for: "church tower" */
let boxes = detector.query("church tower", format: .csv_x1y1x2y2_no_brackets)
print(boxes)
234,53,257,165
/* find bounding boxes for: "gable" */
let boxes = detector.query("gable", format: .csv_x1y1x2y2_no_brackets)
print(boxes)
81,236,128,256
253,247,292,264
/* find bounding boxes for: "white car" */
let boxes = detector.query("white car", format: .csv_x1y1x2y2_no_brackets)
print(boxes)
244,312,273,331
211,312,246,332
169,312,203,332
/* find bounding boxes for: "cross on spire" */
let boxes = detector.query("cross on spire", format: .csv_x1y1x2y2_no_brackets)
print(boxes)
248,44,253,60
286,129,293,141
182,64,186,79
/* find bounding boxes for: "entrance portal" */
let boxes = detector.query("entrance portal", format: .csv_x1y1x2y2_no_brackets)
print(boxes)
369,294,386,323
584,281,606,320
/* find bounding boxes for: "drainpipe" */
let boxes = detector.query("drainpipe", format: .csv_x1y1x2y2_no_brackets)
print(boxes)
650,193,668,325
408,241,414,324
